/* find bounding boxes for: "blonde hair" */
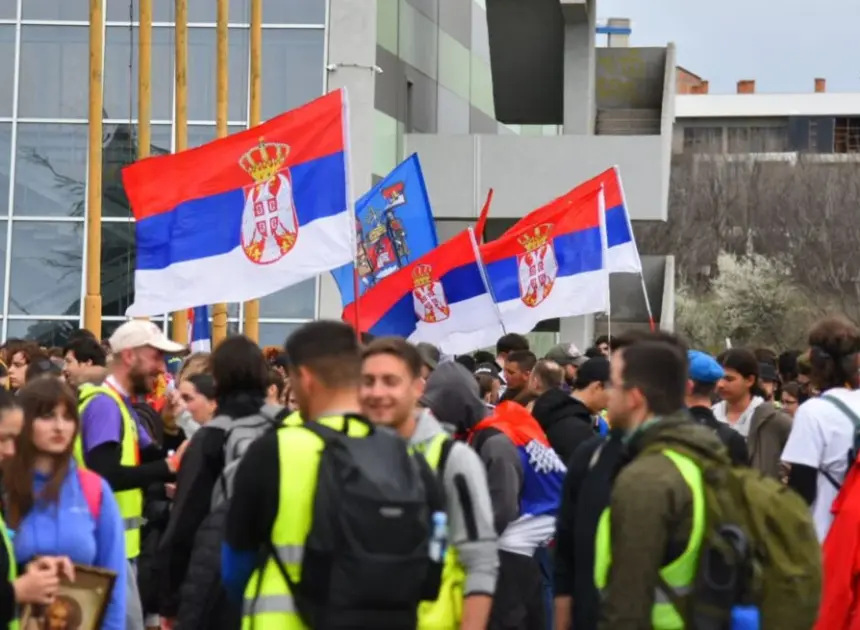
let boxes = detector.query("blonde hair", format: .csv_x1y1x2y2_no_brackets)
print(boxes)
178,352,211,383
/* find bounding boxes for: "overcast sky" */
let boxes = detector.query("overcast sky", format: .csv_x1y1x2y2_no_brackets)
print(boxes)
598,0,860,94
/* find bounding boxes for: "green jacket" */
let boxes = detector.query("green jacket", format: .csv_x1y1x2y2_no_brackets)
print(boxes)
597,412,728,630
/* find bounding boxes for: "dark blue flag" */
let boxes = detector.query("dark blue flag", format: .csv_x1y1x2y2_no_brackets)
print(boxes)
333,153,438,308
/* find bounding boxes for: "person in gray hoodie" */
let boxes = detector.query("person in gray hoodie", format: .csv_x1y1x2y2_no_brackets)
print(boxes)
421,357,554,630
360,338,498,630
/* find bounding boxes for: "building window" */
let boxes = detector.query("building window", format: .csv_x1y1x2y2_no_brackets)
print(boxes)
683,127,722,153
834,118,860,153
727,126,788,153
405,80,415,133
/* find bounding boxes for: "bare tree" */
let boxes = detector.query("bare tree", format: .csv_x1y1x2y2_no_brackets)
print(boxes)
643,155,860,325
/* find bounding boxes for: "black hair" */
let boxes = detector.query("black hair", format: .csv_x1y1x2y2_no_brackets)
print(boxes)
210,335,269,401
66,329,98,343
594,334,611,347
690,380,717,399
495,333,529,356
25,358,62,383
473,350,496,365
186,373,216,400
455,355,476,373
619,341,687,415
506,350,537,372
0,388,19,413
719,348,767,399
286,320,361,389
62,336,107,367
807,316,860,391
585,346,603,358
778,350,801,381
612,330,688,354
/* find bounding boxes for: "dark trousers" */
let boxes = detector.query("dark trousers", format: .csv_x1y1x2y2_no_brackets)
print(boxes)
534,545,554,630
488,550,546,630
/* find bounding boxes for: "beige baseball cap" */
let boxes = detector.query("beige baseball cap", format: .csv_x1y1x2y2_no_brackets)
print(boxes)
108,320,186,354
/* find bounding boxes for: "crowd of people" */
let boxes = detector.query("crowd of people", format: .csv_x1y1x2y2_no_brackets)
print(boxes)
1,314,860,628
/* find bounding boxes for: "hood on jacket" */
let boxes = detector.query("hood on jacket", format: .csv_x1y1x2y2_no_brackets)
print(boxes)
628,410,730,464
531,388,591,431
420,361,487,434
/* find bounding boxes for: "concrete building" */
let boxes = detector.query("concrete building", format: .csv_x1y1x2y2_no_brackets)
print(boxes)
0,0,674,349
675,78,860,156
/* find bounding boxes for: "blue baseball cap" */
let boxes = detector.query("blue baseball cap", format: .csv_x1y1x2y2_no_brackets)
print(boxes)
688,350,724,383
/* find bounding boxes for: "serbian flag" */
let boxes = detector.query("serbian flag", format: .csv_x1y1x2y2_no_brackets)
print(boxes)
505,166,641,274
450,187,609,350
343,229,502,354
122,90,353,316
187,306,211,352
470,402,565,518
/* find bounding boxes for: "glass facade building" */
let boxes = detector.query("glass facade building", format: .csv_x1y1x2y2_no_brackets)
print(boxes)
0,0,327,346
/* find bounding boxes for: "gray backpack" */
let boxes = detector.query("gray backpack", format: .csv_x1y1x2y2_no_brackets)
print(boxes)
209,403,285,508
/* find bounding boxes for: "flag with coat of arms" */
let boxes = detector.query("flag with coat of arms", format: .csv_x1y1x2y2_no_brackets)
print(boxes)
121,90,354,316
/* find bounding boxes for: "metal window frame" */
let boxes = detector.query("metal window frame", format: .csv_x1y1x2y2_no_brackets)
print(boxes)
2,4,327,331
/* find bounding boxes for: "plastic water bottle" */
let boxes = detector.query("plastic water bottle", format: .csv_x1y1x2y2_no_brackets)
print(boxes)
730,606,760,630
428,511,448,563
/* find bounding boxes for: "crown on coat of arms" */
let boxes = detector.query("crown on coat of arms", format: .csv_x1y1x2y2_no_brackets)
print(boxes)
383,182,405,200
412,264,434,288
517,224,552,252
239,138,290,183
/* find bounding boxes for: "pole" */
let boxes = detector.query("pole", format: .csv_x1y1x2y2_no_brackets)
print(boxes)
84,0,104,338
135,0,152,322
171,0,189,343
211,0,229,346
243,0,262,343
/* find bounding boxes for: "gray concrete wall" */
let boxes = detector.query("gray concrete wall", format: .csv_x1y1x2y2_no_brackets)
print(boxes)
405,133,670,221
319,0,378,320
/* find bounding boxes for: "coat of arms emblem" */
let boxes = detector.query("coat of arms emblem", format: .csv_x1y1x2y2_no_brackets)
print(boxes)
516,224,558,307
239,138,299,265
412,263,451,323
355,181,410,286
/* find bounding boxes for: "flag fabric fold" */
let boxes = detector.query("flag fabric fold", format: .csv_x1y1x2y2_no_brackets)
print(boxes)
451,187,609,350
343,229,501,355
122,89,353,316
187,306,211,352
474,188,493,244
332,154,437,308
504,166,642,274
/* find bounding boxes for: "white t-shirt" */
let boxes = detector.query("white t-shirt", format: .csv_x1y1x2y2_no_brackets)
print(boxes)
781,388,860,541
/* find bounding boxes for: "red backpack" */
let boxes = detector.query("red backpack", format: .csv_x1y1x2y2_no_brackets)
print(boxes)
76,468,103,521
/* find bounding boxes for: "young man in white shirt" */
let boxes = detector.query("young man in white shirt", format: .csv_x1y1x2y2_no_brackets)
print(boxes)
782,317,860,541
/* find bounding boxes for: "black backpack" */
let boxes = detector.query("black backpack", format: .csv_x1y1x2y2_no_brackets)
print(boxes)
267,415,446,629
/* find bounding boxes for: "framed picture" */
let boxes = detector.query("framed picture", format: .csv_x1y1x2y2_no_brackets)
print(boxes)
20,564,117,630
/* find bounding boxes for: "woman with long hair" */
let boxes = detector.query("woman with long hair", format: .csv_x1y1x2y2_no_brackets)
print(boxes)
6,377,126,629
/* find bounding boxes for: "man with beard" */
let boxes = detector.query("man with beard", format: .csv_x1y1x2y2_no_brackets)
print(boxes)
73,320,185,630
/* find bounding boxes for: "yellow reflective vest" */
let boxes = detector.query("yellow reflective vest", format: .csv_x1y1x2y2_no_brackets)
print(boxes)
241,416,372,630
594,449,706,629
73,384,144,559
1,512,18,630
412,432,465,629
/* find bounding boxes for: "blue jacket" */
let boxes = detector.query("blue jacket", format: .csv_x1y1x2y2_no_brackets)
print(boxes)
12,462,126,630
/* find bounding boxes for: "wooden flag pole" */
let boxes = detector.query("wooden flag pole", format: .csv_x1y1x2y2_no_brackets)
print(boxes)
211,0,230,346
134,0,152,322
84,0,104,337
171,0,189,343
243,0,263,343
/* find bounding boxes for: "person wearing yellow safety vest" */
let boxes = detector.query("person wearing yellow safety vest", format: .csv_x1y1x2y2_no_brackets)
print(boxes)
0,387,77,628
595,339,724,630
73,321,186,630
224,322,443,629
359,337,499,630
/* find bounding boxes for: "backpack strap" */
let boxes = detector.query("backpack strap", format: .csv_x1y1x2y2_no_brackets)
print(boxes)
436,438,455,479
819,395,860,490
77,468,103,521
